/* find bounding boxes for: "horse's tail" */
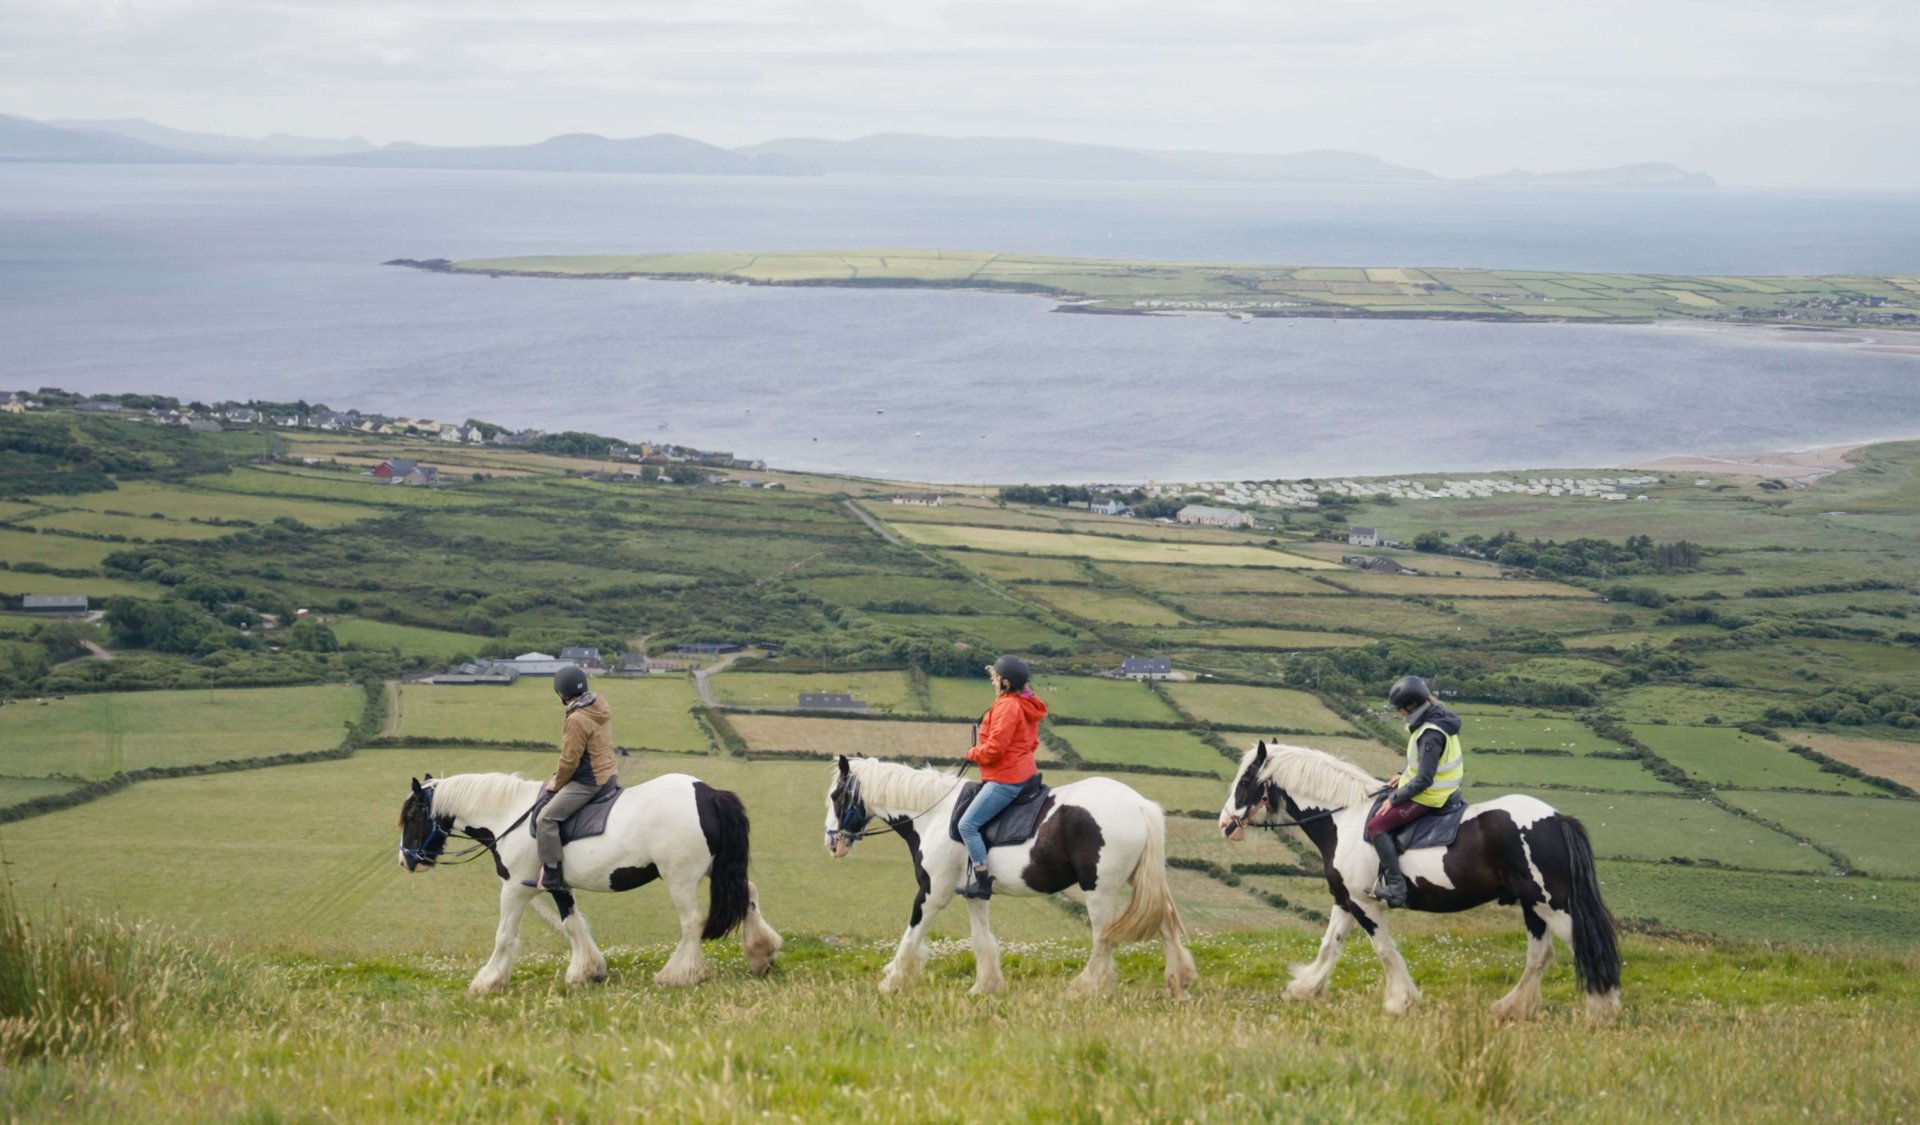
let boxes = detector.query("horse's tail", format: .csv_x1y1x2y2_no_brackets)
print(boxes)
1104,799,1186,946
696,782,752,941
1559,815,1621,1001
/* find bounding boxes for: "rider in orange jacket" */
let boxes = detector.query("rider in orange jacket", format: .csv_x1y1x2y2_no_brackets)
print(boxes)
958,655,1048,899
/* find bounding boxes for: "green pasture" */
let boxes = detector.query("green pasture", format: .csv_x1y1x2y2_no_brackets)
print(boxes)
24,509,234,541
1019,584,1189,626
0,528,111,571
1101,562,1336,595
1703,638,1920,694
1496,656,1618,682
863,612,1072,651
926,674,1182,725
1628,725,1881,794
1457,597,1639,633
711,670,921,713
1056,727,1234,777
1720,791,1920,877
187,466,488,509
729,715,991,761
1596,862,1920,949
1611,686,1787,725
1466,754,1683,794
0,684,364,779
1174,594,1486,639
947,551,1093,584
856,499,1066,530
1785,731,1920,789
797,575,1008,615
0,613,40,637
36,478,383,528
1146,626,1372,649
1521,791,1828,872
1452,708,1626,755
0,573,155,600
1162,683,1356,734
894,524,1324,568
1319,573,1591,598
392,678,708,752
0,775,79,810
331,618,489,661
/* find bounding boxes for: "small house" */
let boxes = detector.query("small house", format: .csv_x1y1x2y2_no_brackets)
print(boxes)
73,401,124,413
559,647,605,670
797,692,869,712
1176,504,1253,528
891,492,944,507
19,594,88,616
1089,499,1132,517
1114,657,1173,681
372,458,418,479
1348,527,1380,548
1362,557,1407,575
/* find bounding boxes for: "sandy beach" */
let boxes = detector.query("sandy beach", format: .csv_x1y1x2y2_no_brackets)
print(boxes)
1628,440,1894,483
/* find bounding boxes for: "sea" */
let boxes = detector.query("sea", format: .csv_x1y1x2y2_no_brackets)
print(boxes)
4,164,1919,482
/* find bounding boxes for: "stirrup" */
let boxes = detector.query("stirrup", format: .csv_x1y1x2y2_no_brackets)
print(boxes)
1366,879,1407,908
521,864,568,891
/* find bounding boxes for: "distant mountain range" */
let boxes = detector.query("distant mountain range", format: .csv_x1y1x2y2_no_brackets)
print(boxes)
0,114,1718,188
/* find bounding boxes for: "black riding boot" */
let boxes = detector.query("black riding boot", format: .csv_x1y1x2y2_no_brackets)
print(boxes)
521,863,568,891
1368,833,1409,908
958,866,994,900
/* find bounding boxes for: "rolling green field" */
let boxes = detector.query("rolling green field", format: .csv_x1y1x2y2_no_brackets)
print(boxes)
330,618,490,660
931,674,1184,725
1054,726,1234,776
1719,791,1920,877
1019,584,1190,626
443,250,1920,326
1454,708,1629,755
0,685,365,779
711,670,922,713
892,523,1329,568
392,678,709,752
1146,626,1374,649
0,776,79,810
1466,753,1684,794
1162,683,1357,734
1628,725,1882,794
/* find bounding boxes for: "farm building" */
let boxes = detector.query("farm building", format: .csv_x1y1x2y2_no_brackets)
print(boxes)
1363,557,1408,574
797,692,869,712
72,400,123,413
558,647,605,670
1348,527,1380,547
372,458,417,479
19,594,88,616
1089,498,1132,516
1175,504,1253,528
891,493,944,506
675,642,742,655
1114,657,1174,680
486,652,584,676
428,665,518,686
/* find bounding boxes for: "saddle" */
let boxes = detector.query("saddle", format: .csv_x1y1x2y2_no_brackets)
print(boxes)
1368,791,1467,853
525,780,623,845
947,774,1052,850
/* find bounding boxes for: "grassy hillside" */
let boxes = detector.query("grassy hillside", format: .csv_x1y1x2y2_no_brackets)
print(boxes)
438,250,1920,327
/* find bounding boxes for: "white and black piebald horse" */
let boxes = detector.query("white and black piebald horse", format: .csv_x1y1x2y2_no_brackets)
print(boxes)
825,756,1197,997
1220,741,1621,1022
398,771,782,994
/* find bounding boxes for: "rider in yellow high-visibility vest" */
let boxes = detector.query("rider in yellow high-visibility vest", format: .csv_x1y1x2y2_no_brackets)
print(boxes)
1365,675,1464,908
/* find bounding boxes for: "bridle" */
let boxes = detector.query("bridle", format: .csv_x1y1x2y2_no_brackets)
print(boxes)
828,764,969,849
401,785,539,869
1227,777,1344,833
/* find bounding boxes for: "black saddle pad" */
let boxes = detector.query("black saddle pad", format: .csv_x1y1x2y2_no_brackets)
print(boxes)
948,774,1052,849
526,781,623,845
1369,792,1466,853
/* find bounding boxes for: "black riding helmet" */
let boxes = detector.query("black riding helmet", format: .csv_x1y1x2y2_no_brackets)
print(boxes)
990,654,1031,692
553,665,589,701
1387,674,1431,712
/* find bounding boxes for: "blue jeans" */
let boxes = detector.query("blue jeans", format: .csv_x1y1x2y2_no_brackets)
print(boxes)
958,781,1025,869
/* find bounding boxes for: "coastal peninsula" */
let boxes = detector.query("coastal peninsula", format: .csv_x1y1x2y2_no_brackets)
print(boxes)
387,250,1920,328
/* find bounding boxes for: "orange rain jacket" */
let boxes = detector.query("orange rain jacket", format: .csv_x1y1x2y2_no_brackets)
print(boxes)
966,690,1048,784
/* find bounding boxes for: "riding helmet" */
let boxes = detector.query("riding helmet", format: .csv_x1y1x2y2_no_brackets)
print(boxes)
991,654,1031,692
553,665,590,700
1386,674,1431,711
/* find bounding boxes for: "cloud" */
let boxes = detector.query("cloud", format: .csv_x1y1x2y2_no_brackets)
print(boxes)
0,0,1915,186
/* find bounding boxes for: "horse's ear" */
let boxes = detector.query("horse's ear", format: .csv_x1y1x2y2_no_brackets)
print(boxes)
410,776,423,794
423,772,434,782
1254,741,1268,764
836,755,849,776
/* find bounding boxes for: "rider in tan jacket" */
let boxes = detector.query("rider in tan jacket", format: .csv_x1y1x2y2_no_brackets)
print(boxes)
524,665,617,890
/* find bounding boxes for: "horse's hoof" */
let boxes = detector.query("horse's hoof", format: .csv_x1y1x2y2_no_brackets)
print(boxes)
1382,994,1418,1016
468,977,508,996
1585,989,1622,1024
1282,983,1322,1003
968,980,1004,996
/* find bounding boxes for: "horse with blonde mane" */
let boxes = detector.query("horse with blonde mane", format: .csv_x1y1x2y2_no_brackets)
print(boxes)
397,771,782,994
1220,741,1621,1022
825,755,1197,997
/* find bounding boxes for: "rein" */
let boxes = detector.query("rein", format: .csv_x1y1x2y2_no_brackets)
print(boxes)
405,792,540,869
1231,780,1385,833
833,763,970,845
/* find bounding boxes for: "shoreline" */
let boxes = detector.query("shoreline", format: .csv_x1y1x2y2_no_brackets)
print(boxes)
1624,438,1914,484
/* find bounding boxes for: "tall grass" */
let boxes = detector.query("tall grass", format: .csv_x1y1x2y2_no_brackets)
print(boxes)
0,874,250,1061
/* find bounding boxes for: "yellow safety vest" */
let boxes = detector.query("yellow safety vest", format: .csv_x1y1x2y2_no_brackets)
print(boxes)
1404,723,1464,808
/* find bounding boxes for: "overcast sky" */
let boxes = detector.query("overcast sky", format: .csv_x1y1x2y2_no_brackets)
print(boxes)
5,0,1917,188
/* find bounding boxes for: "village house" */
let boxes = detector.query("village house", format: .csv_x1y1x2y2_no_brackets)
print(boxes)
225,408,261,425
1175,504,1253,528
558,647,605,671
1089,498,1132,517
73,400,124,414
891,492,944,507
797,692,869,712
1113,656,1174,681
19,594,89,616
1348,527,1380,548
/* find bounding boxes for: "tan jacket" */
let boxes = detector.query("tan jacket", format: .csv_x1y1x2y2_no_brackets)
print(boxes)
549,692,617,789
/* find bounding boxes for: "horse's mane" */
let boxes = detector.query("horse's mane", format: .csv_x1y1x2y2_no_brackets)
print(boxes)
1253,742,1382,808
847,758,964,814
430,772,542,820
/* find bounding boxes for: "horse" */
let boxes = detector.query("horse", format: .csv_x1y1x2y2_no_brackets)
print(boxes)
1219,741,1621,1022
397,771,782,994
823,755,1197,997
